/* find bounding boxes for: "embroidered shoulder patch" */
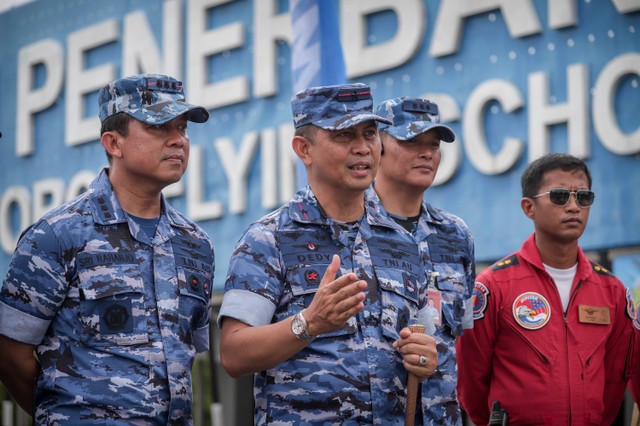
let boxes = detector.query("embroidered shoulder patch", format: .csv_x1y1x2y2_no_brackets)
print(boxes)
591,262,614,276
626,287,637,322
634,301,640,331
490,254,519,272
472,282,490,320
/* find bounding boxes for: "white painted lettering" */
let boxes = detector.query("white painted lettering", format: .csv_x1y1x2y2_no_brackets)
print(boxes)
16,39,64,157
528,64,589,160
187,145,224,220
612,0,640,13
122,0,182,78
278,123,297,204
253,0,290,97
547,0,577,29
187,0,248,109
341,0,424,78
216,132,259,214
430,0,541,57
594,53,640,155
0,187,31,253
66,19,119,147
260,128,278,209
464,79,524,174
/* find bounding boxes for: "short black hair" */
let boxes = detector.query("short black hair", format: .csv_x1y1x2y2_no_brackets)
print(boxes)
100,113,133,162
521,153,592,197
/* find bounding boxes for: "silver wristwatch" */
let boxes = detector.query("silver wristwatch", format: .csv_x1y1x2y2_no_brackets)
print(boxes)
291,309,313,341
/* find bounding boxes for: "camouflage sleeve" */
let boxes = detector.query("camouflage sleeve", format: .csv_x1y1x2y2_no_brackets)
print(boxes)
462,297,474,330
217,222,283,328
194,237,215,352
193,323,210,353
0,220,68,344
462,225,476,329
457,270,496,424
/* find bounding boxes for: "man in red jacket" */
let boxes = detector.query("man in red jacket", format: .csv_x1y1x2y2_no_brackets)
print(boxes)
457,153,635,425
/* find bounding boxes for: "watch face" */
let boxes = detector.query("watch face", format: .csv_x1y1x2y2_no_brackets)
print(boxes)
292,317,304,335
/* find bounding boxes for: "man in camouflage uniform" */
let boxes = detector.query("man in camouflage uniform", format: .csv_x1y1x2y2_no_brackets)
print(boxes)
0,73,215,425
218,84,439,425
369,97,476,425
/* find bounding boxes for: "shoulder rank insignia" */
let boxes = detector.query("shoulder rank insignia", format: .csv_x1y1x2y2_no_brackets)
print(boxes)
591,261,614,276
490,254,519,272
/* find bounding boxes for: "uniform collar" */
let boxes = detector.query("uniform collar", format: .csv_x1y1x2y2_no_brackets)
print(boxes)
364,186,444,228
288,185,330,225
289,185,391,240
89,168,190,231
521,233,594,280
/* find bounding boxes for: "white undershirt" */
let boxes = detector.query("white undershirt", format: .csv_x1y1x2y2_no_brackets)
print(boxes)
544,263,578,312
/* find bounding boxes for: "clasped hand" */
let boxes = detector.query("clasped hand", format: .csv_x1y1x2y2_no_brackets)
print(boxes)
394,328,438,380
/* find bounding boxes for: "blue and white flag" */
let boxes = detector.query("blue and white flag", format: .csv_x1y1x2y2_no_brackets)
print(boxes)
290,0,346,185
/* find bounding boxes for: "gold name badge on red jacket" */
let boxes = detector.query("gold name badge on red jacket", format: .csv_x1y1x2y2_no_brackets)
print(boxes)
578,305,610,325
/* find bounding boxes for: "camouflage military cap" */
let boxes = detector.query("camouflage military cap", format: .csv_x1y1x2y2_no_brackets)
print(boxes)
98,73,209,124
291,83,391,130
375,97,455,142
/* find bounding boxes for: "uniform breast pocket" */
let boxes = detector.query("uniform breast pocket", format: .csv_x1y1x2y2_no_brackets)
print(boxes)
78,264,148,347
431,262,466,294
286,265,357,339
431,262,468,332
177,267,212,335
376,268,420,340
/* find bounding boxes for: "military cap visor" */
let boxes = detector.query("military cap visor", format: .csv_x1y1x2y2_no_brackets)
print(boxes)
384,122,455,143
121,100,209,125
311,111,392,131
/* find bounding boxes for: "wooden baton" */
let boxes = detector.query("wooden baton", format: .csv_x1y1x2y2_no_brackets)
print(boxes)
404,323,426,426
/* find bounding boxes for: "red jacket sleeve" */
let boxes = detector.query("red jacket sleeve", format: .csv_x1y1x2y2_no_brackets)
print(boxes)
456,272,498,426
607,290,637,422
630,318,640,403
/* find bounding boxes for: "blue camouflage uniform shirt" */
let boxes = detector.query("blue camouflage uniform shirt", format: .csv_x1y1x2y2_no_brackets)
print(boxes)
218,185,428,425
0,169,215,425
366,187,475,426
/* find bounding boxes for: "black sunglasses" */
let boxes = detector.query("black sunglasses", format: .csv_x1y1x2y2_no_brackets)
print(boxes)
532,188,595,208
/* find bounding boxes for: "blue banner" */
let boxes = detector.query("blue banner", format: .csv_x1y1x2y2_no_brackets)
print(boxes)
1,0,639,289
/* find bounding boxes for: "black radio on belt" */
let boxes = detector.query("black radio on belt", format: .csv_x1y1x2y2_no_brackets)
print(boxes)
488,401,508,426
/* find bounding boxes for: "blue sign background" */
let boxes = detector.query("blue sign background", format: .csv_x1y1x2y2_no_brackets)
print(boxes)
1,0,639,289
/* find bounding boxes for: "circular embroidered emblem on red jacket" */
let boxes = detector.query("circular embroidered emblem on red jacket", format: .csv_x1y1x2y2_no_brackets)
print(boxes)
472,282,490,320
512,292,551,330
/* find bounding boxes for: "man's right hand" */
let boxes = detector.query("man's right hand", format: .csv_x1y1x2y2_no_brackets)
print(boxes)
303,254,367,337
219,254,367,378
